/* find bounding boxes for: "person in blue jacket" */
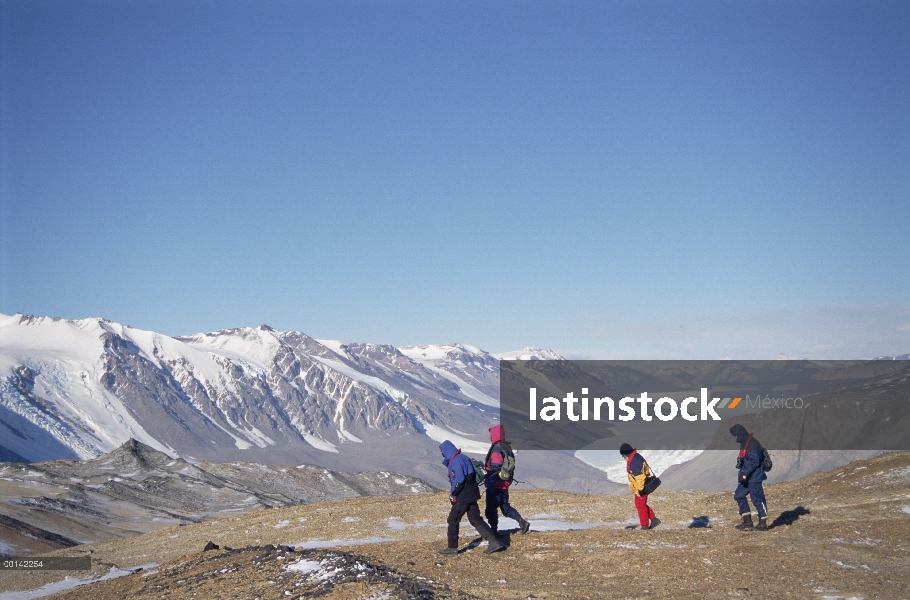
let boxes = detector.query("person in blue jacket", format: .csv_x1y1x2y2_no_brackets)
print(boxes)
730,424,768,531
439,440,503,555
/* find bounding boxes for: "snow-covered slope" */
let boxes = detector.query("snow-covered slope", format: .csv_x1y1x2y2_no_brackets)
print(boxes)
398,344,500,408
0,313,606,491
493,347,566,361
0,314,176,461
0,315,467,463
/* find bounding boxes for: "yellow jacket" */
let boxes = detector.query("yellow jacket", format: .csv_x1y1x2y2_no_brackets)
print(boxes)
626,451,651,494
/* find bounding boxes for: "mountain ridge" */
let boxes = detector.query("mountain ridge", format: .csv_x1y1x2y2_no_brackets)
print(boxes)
0,438,437,555
0,312,615,494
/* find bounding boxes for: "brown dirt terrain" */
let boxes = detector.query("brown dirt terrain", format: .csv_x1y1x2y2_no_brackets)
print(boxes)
2,452,909,599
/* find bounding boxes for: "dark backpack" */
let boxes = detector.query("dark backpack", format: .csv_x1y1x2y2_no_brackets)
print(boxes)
485,442,515,482
737,434,772,472
470,458,487,485
762,449,773,472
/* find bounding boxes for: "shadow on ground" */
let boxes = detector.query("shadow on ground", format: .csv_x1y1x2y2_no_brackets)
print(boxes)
770,506,810,529
498,529,517,546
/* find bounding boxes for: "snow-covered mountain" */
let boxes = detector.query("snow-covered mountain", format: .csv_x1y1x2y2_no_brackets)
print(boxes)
493,347,566,361
0,313,615,491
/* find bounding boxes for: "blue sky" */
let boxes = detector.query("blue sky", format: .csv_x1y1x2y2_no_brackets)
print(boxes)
1,1,908,358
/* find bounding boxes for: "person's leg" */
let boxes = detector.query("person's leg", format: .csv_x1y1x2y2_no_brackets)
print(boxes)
733,482,754,529
466,502,503,553
446,502,468,549
634,493,651,529
750,480,768,530
466,502,497,540
644,496,656,524
496,488,530,534
485,488,500,534
499,489,523,523
749,480,767,517
734,482,751,515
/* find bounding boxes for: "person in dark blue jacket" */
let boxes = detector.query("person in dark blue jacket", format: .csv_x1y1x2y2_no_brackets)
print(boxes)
730,424,768,531
439,440,503,555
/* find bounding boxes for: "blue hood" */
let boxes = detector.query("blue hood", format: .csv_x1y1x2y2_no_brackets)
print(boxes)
440,440,458,464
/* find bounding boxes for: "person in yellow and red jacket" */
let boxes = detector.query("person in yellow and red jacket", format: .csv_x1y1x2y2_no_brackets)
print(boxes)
620,443,660,530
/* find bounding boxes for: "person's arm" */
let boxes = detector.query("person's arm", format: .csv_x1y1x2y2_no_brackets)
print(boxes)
450,456,468,499
628,456,647,493
740,444,761,480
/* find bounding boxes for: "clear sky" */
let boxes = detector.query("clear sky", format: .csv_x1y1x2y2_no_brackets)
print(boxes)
1,1,908,359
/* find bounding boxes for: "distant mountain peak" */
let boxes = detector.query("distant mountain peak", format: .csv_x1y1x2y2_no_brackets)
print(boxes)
493,347,566,361
95,438,179,471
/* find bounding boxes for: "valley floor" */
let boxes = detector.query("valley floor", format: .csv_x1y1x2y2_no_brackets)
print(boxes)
2,452,909,599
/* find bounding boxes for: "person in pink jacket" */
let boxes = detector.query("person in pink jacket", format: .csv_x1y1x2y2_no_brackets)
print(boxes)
484,425,531,538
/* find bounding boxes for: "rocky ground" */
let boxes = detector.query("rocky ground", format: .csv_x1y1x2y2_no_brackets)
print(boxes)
1,452,909,599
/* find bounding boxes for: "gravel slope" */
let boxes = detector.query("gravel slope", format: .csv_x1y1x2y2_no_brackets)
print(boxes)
1,452,908,599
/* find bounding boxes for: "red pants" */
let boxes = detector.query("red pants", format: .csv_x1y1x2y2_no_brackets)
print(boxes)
634,493,655,528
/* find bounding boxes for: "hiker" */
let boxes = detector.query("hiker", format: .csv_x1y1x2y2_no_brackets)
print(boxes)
620,443,661,530
438,440,504,555
484,425,531,538
730,424,768,531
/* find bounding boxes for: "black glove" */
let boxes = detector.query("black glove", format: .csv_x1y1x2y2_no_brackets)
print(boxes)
735,457,744,470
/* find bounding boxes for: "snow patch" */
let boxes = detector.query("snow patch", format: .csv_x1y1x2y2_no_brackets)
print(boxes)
415,363,498,407
337,428,363,443
415,419,489,455
314,340,347,358
492,348,565,361
312,356,408,401
287,559,323,574
610,542,640,550
527,520,608,532
575,449,703,484
292,538,395,550
0,565,156,600
302,434,338,453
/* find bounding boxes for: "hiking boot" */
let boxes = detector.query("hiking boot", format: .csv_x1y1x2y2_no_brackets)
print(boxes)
754,517,768,531
484,539,505,554
647,517,661,530
520,519,531,535
734,514,754,530
438,547,458,555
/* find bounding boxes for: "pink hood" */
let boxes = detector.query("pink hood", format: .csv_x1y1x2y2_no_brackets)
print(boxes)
489,424,505,444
